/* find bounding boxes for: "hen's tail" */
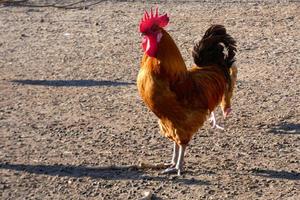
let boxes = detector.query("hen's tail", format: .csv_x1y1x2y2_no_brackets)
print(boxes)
192,25,237,82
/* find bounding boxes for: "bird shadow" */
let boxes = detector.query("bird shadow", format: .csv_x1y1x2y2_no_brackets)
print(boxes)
251,168,300,180
12,79,135,87
0,0,106,10
268,122,300,135
0,163,209,186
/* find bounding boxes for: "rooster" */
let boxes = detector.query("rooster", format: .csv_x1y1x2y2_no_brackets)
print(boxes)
137,8,237,175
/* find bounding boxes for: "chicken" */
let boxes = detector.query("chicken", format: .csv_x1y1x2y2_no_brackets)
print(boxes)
137,8,237,175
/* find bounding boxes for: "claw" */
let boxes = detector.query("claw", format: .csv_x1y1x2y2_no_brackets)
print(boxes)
161,167,177,175
213,124,224,130
163,162,175,168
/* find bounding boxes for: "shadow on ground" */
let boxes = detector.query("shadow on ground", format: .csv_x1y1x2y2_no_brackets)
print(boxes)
0,0,105,10
0,0,279,10
12,79,135,87
251,168,300,180
268,122,300,134
0,163,209,185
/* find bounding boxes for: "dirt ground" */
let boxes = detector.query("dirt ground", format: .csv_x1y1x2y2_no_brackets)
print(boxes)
0,0,299,199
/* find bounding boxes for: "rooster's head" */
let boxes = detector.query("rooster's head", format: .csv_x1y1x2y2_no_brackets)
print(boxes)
139,8,169,57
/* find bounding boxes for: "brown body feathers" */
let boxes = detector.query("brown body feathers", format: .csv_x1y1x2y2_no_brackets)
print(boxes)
137,25,237,145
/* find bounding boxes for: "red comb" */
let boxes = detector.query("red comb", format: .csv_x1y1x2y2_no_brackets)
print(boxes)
139,8,169,33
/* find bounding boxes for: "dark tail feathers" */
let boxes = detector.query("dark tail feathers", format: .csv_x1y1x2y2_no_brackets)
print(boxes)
192,25,237,70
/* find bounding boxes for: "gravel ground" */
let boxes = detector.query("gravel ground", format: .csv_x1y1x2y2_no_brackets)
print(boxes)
0,0,299,199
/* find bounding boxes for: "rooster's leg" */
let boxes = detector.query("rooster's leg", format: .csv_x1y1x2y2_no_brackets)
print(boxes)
175,144,187,176
161,143,186,176
161,142,179,174
209,112,224,130
209,112,216,127
170,142,179,167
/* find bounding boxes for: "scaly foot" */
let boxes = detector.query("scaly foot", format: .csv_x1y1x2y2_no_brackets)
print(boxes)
161,167,178,175
209,112,224,130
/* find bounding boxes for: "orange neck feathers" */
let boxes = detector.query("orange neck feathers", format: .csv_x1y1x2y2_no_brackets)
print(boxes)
142,29,187,80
